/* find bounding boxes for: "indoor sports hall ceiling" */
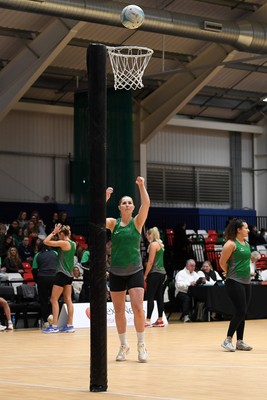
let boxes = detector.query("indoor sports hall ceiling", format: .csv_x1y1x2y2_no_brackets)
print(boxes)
1,0,267,128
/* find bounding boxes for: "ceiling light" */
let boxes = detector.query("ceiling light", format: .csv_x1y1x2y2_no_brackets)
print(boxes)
262,97,267,102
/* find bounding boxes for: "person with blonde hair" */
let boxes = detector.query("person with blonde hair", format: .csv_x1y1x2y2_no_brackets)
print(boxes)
42,224,76,333
106,176,150,363
144,227,166,327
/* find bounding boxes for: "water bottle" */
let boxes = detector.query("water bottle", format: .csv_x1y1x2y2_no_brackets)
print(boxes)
11,314,16,328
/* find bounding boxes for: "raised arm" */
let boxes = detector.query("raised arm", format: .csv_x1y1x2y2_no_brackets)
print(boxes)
106,187,116,232
134,177,150,232
43,223,70,250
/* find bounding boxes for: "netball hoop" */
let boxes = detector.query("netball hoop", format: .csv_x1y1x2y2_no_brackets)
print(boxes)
107,46,153,90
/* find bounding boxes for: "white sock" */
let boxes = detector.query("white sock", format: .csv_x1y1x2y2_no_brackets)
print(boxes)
119,333,128,346
136,331,145,345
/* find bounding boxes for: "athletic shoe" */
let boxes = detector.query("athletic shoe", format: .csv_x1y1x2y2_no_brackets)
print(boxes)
0,324,6,331
60,325,75,333
137,343,148,363
47,315,53,325
145,321,153,328
152,320,165,327
236,340,253,351
183,315,191,323
221,338,235,352
116,345,130,361
42,325,59,333
7,323,13,330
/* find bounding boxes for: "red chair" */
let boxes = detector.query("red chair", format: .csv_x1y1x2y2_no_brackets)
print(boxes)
165,229,174,247
204,236,217,244
205,243,215,263
72,234,88,249
256,254,267,270
22,262,35,284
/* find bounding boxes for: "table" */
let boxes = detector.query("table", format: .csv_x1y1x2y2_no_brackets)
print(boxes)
188,283,267,320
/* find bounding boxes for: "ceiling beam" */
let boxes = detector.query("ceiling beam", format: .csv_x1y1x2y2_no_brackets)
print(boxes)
0,19,86,121
140,43,234,143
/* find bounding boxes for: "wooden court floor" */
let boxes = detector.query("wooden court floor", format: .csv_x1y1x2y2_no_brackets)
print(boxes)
1,319,267,400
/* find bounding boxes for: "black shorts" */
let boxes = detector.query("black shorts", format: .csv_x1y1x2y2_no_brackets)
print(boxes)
54,272,73,287
109,269,144,292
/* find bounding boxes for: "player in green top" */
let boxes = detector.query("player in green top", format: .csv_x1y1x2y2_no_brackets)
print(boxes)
144,226,166,328
106,176,150,363
219,218,252,352
42,224,76,333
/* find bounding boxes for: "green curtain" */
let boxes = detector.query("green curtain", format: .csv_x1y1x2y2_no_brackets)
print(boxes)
73,89,134,218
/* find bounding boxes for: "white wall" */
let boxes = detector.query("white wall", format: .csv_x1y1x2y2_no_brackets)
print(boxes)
146,124,258,212
0,109,73,203
147,125,230,167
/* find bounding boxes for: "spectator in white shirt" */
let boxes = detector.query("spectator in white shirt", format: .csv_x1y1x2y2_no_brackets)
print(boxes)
175,259,199,322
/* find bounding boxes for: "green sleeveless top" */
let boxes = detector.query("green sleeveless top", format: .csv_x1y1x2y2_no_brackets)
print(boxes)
57,240,76,278
111,218,143,276
149,244,166,275
226,239,251,284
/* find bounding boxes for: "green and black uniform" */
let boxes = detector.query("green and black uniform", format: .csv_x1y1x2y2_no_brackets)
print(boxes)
225,239,251,340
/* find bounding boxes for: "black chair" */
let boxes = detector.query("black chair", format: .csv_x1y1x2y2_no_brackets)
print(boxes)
163,277,180,320
0,285,22,327
16,284,41,328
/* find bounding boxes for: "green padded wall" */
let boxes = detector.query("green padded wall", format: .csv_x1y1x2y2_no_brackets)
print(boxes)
73,89,134,218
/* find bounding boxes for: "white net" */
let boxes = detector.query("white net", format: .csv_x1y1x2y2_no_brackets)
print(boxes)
107,46,153,90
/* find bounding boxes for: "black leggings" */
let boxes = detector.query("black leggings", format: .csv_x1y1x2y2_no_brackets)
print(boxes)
146,273,166,319
225,279,251,340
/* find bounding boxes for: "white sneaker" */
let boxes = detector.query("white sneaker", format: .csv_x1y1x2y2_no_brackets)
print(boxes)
7,323,13,331
137,343,148,363
116,345,130,361
183,315,191,323
0,324,7,331
47,315,53,325
236,340,253,351
221,338,235,352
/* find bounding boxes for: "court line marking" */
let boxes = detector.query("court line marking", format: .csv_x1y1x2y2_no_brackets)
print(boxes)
0,380,183,400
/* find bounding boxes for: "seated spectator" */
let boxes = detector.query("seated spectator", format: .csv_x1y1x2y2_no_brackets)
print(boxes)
174,259,199,322
250,251,261,280
259,228,267,245
2,247,24,274
9,223,24,247
32,236,43,255
248,225,262,247
45,212,59,235
17,210,29,229
0,297,13,331
0,223,7,262
58,210,69,226
7,220,20,237
37,219,47,239
1,235,15,262
197,260,223,285
24,219,39,244
72,266,83,302
17,236,34,264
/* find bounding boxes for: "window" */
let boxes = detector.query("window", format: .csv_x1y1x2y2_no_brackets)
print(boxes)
147,164,231,206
